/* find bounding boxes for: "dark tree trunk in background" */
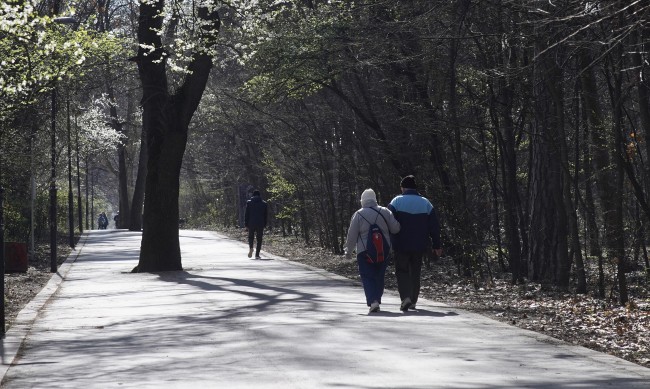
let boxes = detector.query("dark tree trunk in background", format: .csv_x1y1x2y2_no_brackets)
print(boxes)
493,42,523,283
105,76,130,229
115,123,130,228
580,48,627,305
447,0,474,277
129,124,147,231
527,52,569,288
134,0,220,272
607,35,629,305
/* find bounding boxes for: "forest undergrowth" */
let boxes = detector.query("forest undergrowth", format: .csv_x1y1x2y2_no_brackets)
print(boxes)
219,227,650,369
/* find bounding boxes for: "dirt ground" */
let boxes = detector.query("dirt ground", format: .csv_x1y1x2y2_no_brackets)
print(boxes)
4,230,649,370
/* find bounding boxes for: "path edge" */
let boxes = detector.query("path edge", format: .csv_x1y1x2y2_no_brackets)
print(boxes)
0,233,88,380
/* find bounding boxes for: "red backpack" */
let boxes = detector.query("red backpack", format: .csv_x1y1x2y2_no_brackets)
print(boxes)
357,208,391,264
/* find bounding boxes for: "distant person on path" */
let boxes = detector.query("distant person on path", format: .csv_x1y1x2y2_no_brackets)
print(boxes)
113,211,120,229
388,175,442,311
245,190,268,259
345,189,400,313
98,212,108,230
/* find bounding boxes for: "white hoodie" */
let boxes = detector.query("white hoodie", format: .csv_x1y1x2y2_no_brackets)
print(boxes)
344,189,401,256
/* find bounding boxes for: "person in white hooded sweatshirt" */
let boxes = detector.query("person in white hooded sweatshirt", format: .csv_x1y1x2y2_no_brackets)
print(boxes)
345,189,400,313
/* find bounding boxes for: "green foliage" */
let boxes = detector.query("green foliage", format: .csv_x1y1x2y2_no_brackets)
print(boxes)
234,0,355,101
0,3,128,131
263,156,298,221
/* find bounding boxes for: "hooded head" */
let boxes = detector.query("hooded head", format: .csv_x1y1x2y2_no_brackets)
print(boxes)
252,190,261,197
360,188,378,207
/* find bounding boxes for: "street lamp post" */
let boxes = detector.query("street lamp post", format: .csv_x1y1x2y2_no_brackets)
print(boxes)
0,184,5,336
75,112,83,234
29,132,35,261
91,170,95,229
67,98,74,249
50,87,58,273
85,155,90,229
49,15,78,272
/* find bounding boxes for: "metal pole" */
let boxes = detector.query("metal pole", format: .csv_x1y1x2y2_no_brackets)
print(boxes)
85,156,89,230
49,10,77,270
0,142,5,336
50,88,58,273
67,99,74,248
0,184,5,337
91,170,95,230
29,134,35,261
75,113,83,234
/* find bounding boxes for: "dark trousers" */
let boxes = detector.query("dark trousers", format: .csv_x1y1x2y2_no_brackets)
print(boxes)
394,251,424,305
248,226,264,256
357,254,389,306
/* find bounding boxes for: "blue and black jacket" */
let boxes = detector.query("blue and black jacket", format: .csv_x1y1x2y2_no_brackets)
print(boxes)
388,189,441,252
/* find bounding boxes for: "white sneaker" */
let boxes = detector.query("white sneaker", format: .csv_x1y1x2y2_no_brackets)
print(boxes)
400,297,412,311
369,301,380,313
248,248,253,258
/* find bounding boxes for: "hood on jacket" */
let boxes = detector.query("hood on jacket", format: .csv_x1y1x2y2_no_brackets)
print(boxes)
360,188,378,207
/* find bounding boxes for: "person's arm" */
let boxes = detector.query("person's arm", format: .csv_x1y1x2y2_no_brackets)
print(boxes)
344,213,359,258
244,202,250,229
383,208,400,234
263,202,268,227
428,206,441,252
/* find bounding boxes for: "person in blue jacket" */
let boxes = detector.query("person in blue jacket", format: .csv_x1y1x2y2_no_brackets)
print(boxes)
245,190,268,259
388,175,442,311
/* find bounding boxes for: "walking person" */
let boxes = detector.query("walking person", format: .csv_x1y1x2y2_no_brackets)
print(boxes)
98,212,108,230
345,189,400,313
388,175,442,311
245,190,268,259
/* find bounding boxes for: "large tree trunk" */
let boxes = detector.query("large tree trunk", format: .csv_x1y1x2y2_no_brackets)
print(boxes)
134,0,219,272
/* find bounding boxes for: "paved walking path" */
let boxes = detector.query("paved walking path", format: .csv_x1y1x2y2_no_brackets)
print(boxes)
0,230,648,388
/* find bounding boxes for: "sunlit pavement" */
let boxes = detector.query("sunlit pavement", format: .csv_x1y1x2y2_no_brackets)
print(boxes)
0,229,648,388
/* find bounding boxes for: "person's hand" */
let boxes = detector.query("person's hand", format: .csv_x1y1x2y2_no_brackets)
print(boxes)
433,248,443,257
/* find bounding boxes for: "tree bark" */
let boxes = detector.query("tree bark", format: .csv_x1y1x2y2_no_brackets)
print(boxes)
134,0,220,272
527,48,569,288
114,116,130,228
580,48,627,304
129,123,147,231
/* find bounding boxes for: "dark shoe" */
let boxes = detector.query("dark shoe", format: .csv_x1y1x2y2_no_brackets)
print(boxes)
248,248,253,258
255,255,261,259
400,297,412,311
